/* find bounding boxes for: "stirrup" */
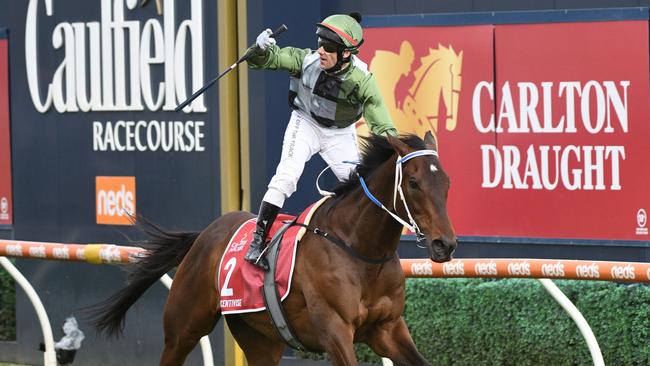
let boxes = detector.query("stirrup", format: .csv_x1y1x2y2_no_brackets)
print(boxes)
245,240,270,271
250,253,269,271
253,254,270,271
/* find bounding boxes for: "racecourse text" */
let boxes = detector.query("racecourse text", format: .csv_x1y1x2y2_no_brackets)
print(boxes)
93,120,205,152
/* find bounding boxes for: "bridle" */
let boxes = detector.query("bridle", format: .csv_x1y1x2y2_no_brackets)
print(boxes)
360,150,438,243
317,149,439,243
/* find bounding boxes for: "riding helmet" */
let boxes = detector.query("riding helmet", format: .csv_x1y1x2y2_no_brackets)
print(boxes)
316,12,364,54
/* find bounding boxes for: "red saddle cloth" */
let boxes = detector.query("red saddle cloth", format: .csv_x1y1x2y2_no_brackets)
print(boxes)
217,201,323,314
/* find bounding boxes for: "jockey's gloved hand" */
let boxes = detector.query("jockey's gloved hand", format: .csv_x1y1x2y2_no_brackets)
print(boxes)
256,28,276,50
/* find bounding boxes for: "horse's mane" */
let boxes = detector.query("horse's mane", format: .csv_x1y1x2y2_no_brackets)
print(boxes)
330,134,426,202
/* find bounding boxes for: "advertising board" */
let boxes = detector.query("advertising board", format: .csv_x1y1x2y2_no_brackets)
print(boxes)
6,0,221,240
360,20,650,241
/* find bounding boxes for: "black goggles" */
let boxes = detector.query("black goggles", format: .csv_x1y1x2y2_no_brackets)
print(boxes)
318,38,342,53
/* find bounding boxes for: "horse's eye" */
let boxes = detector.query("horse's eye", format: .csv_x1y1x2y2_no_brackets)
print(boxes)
408,178,419,190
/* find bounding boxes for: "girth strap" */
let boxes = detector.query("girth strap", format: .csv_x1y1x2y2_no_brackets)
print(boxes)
292,223,395,265
262,219,306,351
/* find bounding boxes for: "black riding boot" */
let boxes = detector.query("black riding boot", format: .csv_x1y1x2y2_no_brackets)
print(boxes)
244,201,280,271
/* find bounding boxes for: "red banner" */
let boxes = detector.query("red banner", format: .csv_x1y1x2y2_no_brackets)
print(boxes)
360,21,650,241
0,38,12,225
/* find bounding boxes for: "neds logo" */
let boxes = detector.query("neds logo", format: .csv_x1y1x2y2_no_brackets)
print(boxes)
474,261,497,276
507,261,531,276
442,261,464,276
611,264,635,280
541,262,565,277
576,263,600,279
410,261,433,276
96,176,135,225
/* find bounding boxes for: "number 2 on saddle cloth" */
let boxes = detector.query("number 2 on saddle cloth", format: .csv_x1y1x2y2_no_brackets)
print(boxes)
216,200,324,314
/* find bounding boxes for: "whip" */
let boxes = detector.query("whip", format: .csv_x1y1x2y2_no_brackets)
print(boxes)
175,24,288,112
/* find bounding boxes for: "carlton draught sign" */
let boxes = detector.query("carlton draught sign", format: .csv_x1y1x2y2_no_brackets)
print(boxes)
360,20,650,241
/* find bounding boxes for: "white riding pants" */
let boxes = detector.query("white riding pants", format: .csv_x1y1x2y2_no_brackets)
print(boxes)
263,110,360,208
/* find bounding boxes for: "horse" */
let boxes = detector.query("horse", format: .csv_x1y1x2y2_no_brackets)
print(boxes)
87,132,457,366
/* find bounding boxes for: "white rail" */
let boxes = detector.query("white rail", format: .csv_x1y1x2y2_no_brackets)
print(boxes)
539,278,604,366
0,253,215,366
2,241,619,365
0,257,57,366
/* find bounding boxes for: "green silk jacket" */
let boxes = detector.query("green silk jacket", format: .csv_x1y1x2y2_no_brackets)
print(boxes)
248,45,397,136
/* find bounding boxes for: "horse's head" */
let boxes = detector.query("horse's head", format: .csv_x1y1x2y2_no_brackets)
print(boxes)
387,132,457,262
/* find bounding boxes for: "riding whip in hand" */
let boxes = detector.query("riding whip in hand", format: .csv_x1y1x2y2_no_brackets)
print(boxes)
175,25,287,112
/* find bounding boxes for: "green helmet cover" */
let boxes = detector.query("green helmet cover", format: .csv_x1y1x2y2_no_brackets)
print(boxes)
316,14,363,53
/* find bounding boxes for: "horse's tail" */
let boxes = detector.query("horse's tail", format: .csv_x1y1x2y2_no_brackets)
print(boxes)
84,217,200,337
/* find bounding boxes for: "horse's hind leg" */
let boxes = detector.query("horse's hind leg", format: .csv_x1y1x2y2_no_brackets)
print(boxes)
225,315,285,366
160,313,221,366
366,317,431,366
159,277,222,366
159,234,224,366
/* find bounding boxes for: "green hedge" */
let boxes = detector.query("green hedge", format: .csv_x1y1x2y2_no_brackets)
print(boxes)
0,266,15,341
302,278,650,365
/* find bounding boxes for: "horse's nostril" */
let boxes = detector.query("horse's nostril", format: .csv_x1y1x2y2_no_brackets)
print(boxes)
433,239,452,250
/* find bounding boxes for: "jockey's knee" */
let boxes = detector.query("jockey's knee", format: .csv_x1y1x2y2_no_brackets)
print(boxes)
331,164,356,182
263,187,289,208
265,153,306,207
267,168,300,196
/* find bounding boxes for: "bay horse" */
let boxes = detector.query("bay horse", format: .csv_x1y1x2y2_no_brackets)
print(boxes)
88,132,457,365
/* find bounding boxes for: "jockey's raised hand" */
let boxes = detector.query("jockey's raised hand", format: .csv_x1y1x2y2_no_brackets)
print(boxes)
256,28,276,50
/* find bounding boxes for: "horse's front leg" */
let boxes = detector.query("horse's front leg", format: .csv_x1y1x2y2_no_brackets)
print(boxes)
366,317,431,366
320,318,358,366
305,303,358,366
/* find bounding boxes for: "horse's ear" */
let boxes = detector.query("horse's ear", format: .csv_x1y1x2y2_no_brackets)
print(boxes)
424,131,438,151
387,134,411,156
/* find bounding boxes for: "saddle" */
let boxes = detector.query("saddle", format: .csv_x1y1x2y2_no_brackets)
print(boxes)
217,197,329,349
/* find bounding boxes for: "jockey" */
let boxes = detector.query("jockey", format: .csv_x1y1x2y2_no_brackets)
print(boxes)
245,12,398,271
